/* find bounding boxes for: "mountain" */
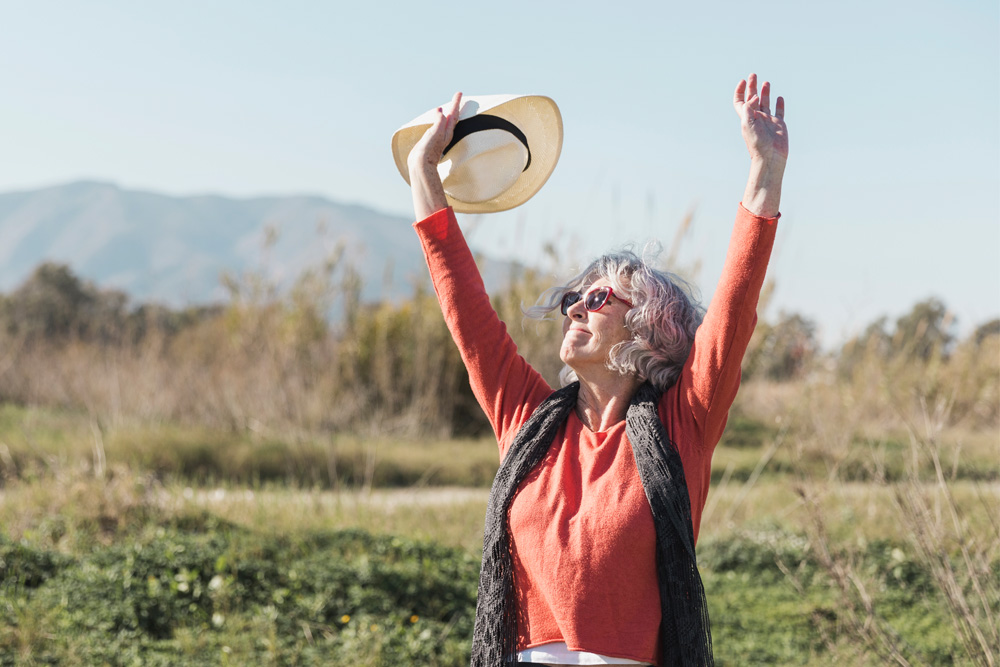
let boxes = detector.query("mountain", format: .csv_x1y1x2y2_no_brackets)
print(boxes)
0,181,514,308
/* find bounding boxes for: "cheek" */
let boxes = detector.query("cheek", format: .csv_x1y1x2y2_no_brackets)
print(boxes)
597,323,630,352
613,324,633,346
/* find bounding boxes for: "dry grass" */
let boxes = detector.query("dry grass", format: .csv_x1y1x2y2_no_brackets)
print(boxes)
0,260,567,440
702,479,999,546
3,455,995,562
0,468,489,554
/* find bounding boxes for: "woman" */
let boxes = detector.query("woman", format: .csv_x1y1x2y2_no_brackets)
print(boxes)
407,74,787,667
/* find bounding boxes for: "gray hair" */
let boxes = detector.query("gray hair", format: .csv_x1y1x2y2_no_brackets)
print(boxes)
525,248,704,392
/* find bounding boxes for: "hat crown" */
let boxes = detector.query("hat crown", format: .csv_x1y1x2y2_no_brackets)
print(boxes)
439,130,529,204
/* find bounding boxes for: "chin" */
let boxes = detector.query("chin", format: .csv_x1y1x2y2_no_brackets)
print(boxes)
558,345,578,367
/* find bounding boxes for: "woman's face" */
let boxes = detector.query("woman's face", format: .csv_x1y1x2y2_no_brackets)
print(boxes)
559,278,634,373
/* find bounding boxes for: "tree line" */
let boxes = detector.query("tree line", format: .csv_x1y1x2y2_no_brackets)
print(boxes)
0,261,996,435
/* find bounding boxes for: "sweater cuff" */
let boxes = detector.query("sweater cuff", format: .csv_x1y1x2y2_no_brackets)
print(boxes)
738,202,780,224
413,206,455,235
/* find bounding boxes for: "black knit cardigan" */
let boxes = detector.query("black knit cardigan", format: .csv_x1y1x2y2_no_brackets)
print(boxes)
469,381,714,666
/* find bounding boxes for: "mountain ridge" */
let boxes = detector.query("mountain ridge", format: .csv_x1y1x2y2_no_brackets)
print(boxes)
0,181,514,309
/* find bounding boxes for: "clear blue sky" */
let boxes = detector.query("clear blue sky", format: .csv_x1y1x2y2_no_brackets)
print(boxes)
1,0,997,346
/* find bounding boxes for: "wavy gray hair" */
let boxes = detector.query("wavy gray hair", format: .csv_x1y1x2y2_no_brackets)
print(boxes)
525,248,704,392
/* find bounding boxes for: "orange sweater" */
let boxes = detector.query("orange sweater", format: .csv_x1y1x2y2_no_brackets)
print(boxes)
414,205,777,665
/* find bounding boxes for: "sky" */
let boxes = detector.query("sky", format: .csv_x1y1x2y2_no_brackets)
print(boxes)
0,0,997,347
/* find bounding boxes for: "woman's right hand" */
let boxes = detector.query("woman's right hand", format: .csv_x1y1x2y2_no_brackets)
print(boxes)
409,92,462,220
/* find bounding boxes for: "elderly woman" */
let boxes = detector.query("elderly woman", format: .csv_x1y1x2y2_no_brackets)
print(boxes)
407,75,787,667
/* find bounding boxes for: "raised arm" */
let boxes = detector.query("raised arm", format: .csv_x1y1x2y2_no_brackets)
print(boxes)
405,92,552,449
734,73,788,217
670,74,787,448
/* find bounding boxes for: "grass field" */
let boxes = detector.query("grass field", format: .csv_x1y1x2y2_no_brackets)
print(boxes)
2,472,996,665
1,384,997,665
0,288,997,664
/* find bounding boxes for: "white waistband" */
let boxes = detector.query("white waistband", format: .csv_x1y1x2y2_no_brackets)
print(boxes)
517,642,646,665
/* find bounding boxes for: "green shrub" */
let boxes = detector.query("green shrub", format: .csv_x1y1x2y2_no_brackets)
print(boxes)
700,526,814,582
0,535,71,589
6,525,479,665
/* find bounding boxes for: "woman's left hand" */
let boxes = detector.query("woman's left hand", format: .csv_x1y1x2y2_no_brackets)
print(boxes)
733,73,788,165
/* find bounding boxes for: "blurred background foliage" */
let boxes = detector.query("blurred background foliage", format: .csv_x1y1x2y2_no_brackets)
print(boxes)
0,255,995,437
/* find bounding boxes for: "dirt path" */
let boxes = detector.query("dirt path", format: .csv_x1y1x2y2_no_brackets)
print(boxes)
181,485,490,510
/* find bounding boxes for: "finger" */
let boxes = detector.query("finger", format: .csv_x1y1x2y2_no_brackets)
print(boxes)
446,91,462,127
745,94,760,118
733,79,747,112
747,73,758,104
427,107,448,138
760,81,771,115
409,115,447,166
441,92,462,148
775,96,785,120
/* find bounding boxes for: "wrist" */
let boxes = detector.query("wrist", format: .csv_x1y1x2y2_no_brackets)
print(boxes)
743,159,785,219
747,158,786,192
408,154,439,179
749,154,787,174
410,161,449,221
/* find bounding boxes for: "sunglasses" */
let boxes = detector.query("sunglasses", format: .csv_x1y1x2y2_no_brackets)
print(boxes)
560,286,634,316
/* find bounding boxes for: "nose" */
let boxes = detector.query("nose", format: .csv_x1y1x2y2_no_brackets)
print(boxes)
565,298,587,320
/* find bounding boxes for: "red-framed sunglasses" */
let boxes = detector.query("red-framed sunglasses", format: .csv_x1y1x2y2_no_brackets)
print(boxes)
560,286,634,316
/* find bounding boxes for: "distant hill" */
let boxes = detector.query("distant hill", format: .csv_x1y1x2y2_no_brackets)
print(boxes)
0,181,515,308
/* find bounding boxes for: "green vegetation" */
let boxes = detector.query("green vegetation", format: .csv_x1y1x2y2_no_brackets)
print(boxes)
2,474,994,665
2,521,478,665
0,261,997,665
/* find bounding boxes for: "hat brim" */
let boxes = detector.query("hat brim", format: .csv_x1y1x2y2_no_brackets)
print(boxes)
391,94,563,214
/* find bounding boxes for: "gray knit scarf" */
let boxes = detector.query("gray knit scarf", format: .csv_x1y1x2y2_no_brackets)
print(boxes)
470,381,714,667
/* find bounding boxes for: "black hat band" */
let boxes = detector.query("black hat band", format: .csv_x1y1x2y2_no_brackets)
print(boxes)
442,114,532,172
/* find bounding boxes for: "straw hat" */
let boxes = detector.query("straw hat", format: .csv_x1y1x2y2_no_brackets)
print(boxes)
391,94,563,213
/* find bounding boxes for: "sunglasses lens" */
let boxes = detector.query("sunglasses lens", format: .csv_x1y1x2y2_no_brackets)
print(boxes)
585,287,612,311
560,291,582,315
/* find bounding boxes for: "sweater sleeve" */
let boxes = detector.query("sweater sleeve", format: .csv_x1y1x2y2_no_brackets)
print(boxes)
413,207,553,453
671,204,778,450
